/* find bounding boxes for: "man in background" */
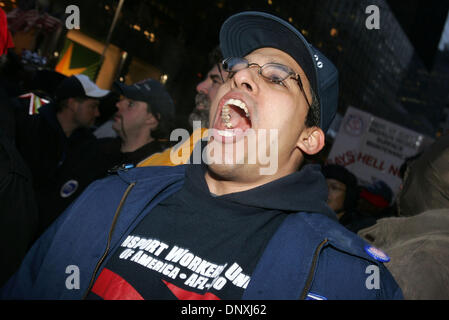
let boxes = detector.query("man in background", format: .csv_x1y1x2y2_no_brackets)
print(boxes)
322,164,359,230
12,74,109,235
138,47,227,166
41,79,176,232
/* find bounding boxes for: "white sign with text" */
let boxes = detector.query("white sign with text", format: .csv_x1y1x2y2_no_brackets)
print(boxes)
326,107,433,198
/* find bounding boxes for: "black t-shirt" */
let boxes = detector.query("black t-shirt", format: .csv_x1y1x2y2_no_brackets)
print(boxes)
37,137,164,238
94,137,165,170
87,164,288,300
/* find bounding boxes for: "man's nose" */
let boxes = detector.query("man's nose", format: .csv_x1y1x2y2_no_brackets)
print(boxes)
196,79,209,95
231,67,258,94
116,99,127,110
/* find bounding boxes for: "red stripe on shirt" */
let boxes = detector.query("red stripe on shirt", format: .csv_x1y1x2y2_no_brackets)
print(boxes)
162,280,221,300
91,268,144,300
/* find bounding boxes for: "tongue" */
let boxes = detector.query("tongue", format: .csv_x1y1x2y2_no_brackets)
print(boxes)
224,105,251,130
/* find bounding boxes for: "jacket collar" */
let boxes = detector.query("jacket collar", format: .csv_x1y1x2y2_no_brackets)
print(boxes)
117,164,378,263
116,164,187,184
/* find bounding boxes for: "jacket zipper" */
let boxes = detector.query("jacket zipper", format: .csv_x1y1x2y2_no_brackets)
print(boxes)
299,238,328,300
82,182,136,299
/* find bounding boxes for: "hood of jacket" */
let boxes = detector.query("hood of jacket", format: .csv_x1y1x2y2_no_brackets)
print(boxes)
398,135,449,217
184,161,336,220
359,209,449,247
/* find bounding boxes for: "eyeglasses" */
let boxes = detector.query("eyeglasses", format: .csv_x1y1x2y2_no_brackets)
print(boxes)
222,57,311,108
216,62,225,83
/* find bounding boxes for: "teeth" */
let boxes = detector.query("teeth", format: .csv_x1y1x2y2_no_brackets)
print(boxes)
217,130,236,137
221,104,233,128
223,99,250,118
220,98,250,130
221,105,231,121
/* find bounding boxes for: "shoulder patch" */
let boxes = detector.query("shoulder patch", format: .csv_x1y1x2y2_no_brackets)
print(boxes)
364,245,390,263
60,180,79,198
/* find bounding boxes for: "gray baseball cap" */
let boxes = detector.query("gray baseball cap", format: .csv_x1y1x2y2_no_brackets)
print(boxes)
55,74,109,101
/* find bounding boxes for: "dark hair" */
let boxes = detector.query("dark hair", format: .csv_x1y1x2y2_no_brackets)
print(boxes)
146,103,175,141
209,45,224,66
305,87,320,128
322,164,359,211
56,96,88,112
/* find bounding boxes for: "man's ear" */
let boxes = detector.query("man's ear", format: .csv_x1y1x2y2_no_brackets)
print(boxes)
146,112,160,131
296,126,325,155
66,97,78,112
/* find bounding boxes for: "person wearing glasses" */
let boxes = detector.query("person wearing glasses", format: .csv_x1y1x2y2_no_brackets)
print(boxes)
1,12,402,300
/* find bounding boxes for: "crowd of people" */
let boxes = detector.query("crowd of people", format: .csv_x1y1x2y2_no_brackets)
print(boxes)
0,8,448,300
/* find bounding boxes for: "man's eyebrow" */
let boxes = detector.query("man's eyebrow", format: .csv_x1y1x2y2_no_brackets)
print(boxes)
266,58,282,64
209,74,223,82
266,59,298,71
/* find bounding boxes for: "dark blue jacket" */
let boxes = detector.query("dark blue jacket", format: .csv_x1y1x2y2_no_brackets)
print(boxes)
1,165,403,300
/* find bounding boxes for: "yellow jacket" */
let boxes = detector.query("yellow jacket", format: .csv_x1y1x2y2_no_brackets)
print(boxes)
137,128,208,167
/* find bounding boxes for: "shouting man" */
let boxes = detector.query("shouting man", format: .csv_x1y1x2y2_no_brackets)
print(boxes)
1,12,402,300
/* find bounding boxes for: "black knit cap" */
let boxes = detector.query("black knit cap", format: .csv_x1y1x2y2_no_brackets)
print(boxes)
322,164,358,211
323,164,357,188
220,11,339,132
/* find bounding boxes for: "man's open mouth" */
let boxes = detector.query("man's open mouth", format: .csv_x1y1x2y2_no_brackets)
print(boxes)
214,98,252,140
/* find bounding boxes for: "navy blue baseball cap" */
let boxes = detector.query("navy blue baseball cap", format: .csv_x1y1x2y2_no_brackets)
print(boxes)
220,11,339,132
114,79,175,120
